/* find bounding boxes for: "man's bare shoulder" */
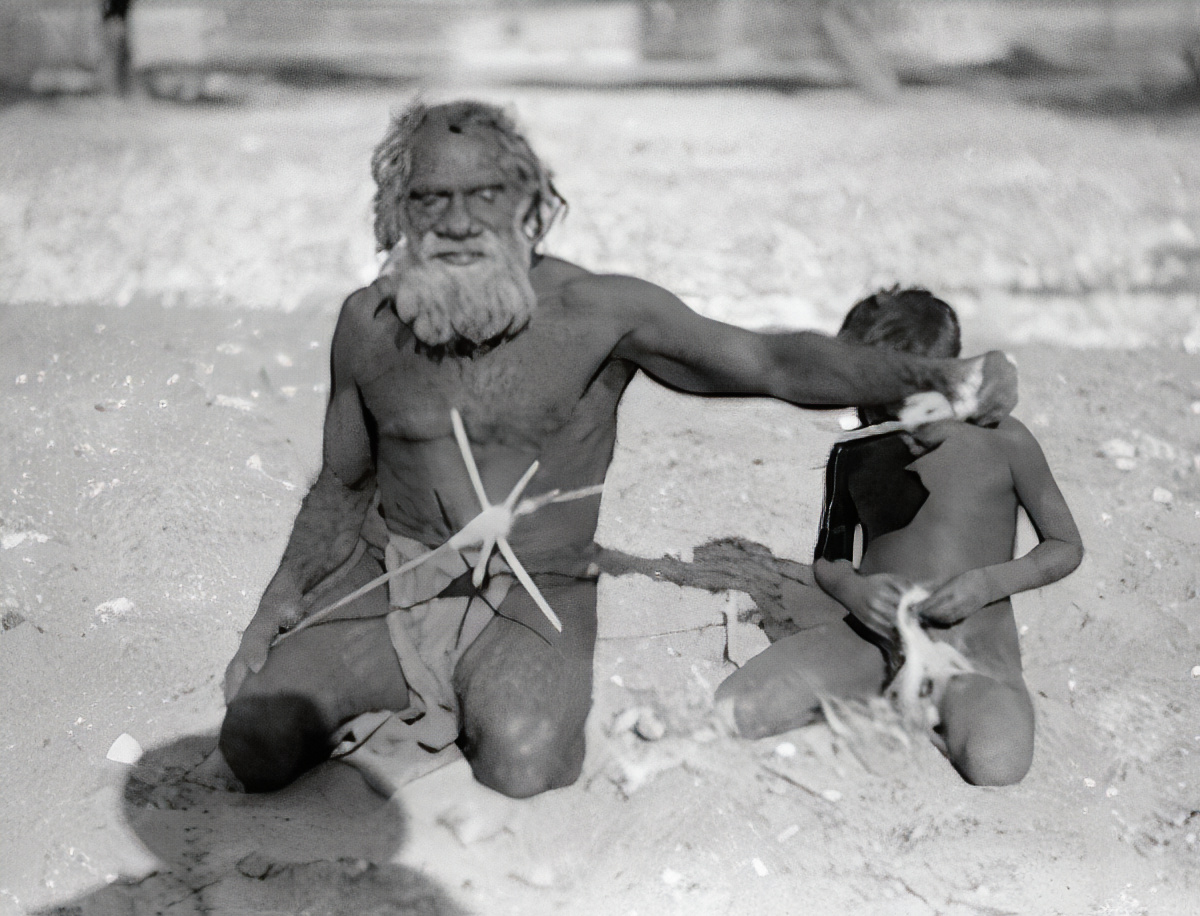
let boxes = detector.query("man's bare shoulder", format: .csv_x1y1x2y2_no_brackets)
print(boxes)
332,281,404,375
339,280,393,328
557,271,681,323
533,254,593,285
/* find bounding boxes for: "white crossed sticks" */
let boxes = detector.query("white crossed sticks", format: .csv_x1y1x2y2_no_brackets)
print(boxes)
274,408,603,644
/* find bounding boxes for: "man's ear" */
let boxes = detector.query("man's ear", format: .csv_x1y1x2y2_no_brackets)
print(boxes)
377,240,408,279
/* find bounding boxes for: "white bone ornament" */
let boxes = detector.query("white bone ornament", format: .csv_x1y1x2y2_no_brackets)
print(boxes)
276,409,603,643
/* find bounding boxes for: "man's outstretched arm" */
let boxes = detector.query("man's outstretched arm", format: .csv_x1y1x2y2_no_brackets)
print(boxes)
224,300,377,701
596,276,1017,425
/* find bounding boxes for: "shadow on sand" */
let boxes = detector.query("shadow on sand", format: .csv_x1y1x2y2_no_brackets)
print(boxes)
34,734,467,916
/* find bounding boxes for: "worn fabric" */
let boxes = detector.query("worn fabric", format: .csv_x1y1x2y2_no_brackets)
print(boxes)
332,532,513,757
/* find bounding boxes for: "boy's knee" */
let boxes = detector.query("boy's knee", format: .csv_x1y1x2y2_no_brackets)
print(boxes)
219,693,334,793
461,710,585,799
953,734,1033,786
941,678,1034,787
715,668,820,740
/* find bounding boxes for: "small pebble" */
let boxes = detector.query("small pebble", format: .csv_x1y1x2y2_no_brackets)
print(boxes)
751,858,768,877
1084,778,1096,788
634,709,666,742
661,868,683,887
94,597,135,623
1106,787,1119,798
1114,457,1137,471
1101,438,1136,459
1152,487,1173,504
518,864,556,888
1190,666,1200,679
611,707,641,735
776,825,800,843
821,789,842,803
774,742,797,759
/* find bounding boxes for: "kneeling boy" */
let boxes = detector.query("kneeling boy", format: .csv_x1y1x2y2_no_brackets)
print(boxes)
716,289,1083,786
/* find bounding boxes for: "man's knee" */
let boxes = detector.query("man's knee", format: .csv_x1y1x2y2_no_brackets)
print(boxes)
460,709,586,799
219,693,334,793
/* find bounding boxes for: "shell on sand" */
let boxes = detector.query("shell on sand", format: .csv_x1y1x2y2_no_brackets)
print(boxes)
106,732,144,765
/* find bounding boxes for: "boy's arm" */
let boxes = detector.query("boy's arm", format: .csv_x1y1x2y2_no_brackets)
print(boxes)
814,558,915,641
916,419,1084,626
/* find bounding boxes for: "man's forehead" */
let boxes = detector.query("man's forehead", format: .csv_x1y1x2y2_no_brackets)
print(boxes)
409,121,522,188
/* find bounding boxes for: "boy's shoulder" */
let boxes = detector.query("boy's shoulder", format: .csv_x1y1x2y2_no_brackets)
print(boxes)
938,415,1035,447
988,415,1041,451
941,417,1046,477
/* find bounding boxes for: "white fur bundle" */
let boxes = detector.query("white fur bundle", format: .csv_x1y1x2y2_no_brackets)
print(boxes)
888,585,974,731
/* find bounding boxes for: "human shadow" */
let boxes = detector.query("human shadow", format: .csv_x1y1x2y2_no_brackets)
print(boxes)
34,734,467,916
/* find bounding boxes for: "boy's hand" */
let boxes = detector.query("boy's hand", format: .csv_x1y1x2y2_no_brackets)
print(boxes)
849,572,916,640
914,569,994,626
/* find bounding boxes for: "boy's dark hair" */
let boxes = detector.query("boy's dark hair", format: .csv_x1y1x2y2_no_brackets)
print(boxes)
838,287,961,359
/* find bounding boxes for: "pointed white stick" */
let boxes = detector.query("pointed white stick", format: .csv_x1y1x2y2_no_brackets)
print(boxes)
451,408,491,508
505,459,541,510
498,537,563,632
273,545,451,644
473,535,496,588
276,411,588,642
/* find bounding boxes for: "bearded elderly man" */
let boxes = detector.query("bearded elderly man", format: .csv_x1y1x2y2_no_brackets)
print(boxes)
219,99,1018,798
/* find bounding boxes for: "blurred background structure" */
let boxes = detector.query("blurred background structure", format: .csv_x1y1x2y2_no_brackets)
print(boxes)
2,0,1200,101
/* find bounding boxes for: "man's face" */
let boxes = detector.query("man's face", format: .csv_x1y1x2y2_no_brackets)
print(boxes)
383,123,540,350
401,126,533,263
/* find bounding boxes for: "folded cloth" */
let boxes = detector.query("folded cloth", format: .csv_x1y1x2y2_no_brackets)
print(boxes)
332,532,513,758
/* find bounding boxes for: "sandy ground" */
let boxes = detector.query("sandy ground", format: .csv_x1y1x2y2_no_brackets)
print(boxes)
1,82,1199,915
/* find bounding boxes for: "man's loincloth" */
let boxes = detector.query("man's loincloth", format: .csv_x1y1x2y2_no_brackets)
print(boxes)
331,531,514,756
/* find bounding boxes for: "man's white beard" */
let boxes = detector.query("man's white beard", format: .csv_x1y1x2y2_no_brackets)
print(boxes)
384,231,537,350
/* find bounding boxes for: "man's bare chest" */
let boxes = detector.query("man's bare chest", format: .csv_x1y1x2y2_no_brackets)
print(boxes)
356,319,627,446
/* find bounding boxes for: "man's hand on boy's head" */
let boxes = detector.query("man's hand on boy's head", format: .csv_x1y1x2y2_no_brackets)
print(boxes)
950,351,1018,428
914,569,995,627
896,350,1016,432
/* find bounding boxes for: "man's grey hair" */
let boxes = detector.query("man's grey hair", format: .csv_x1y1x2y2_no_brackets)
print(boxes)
370,99,567,252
